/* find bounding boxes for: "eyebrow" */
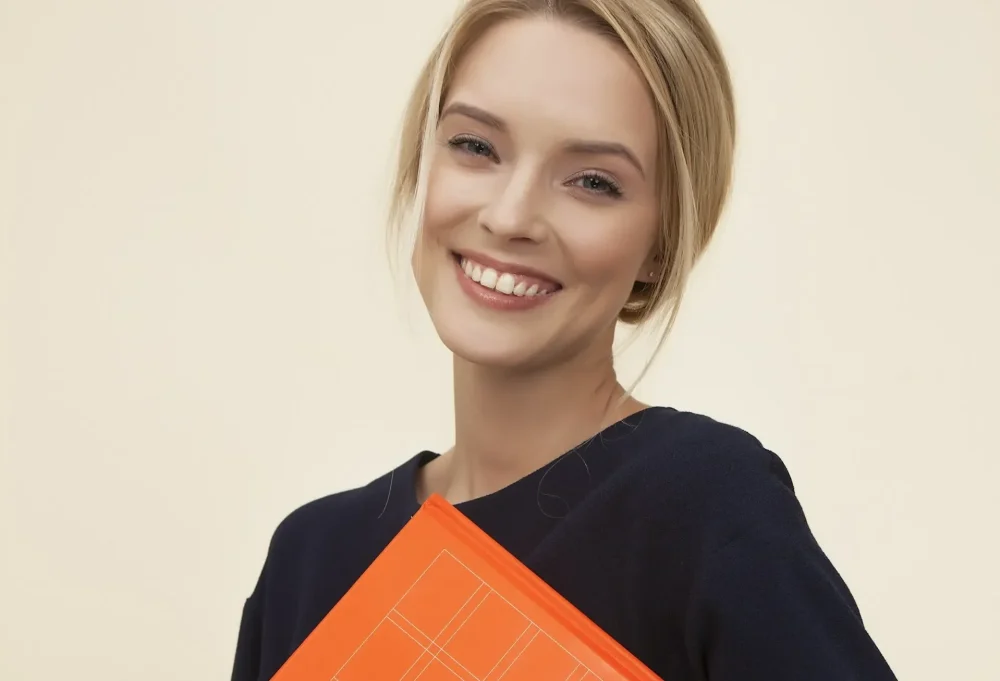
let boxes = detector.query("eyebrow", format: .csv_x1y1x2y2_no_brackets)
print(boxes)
563,140,646,179
440,102,507,131
440,101,646,178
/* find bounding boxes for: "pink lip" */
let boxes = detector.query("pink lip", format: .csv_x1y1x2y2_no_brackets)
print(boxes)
453,250,562,288
452,257,558,312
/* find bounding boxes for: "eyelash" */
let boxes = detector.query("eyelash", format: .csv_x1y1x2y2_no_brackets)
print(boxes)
446,134,624,199
568,171,623,198
448,134,498,161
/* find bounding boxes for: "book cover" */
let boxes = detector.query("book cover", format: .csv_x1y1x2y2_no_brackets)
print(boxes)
270,494,662,681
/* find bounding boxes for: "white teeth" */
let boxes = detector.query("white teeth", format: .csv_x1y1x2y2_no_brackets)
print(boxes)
459,256,555,298
479,268,498,289
495,272,516,294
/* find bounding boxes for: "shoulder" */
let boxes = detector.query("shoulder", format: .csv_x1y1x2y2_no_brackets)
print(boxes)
620,407,805,548
631,410,893,676
255,457,415,586
269,477,386,554
626,406,792,491
232,459,420,677
625,407,867,610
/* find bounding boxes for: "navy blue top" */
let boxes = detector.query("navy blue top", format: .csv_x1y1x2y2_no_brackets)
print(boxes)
230,407,896,680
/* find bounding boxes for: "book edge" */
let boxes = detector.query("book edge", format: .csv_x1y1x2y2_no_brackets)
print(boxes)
421,493,663,681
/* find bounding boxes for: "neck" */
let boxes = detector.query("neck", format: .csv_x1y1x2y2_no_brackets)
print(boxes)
435,334,645,504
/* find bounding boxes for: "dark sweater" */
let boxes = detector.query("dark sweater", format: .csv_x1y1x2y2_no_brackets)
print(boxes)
230,407,896,680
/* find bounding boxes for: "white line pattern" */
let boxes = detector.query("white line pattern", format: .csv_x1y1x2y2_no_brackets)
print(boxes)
331,550,604,681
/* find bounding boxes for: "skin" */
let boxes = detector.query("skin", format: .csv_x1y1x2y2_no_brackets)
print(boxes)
412,17,662,504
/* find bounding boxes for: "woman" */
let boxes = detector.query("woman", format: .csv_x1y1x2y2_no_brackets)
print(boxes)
232,0,896,679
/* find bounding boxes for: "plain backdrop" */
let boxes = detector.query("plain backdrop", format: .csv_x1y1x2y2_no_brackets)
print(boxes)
2,0,998,679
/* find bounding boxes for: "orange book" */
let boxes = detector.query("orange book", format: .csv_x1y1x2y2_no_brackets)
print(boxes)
270,494,662,681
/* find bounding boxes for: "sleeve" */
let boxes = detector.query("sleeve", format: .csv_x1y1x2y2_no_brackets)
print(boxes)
231,547,273,681
685,453,898,681
230,589,263,681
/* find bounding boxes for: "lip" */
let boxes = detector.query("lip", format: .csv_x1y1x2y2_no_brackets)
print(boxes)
452,256,559,312
452,250,563,288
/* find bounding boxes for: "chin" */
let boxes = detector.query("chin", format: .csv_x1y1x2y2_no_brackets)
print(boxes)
433,315,545,371
415,252,578,371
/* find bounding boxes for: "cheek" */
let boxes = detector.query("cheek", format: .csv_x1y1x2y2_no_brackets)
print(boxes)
422,162,487,239
561,212,654,290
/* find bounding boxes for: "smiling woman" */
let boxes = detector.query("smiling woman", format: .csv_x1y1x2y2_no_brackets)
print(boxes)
413,16,665,371
230,2,897,680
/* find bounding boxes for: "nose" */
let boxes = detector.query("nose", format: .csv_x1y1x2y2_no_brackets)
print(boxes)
478,165,547,243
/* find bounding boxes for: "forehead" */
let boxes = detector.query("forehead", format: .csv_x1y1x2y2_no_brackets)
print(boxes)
446,18,657,158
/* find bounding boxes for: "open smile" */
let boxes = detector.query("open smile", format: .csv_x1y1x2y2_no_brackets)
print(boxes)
451,251,562,311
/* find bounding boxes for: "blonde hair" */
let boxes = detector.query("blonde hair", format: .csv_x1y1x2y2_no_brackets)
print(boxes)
388,0,735,371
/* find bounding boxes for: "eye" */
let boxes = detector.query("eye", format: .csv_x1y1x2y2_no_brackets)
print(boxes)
448,134,498,161
568,172,623,198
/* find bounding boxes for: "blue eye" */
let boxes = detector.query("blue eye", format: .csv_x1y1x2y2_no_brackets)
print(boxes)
571,172,623,198
448,135,496,160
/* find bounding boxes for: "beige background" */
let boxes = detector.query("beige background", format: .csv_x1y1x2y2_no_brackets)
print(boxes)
2,0,998,679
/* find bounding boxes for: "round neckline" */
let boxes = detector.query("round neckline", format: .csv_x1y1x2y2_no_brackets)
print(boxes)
402,406,668,514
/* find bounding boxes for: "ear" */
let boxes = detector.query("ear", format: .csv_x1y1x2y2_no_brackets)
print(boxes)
636,251,660,284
